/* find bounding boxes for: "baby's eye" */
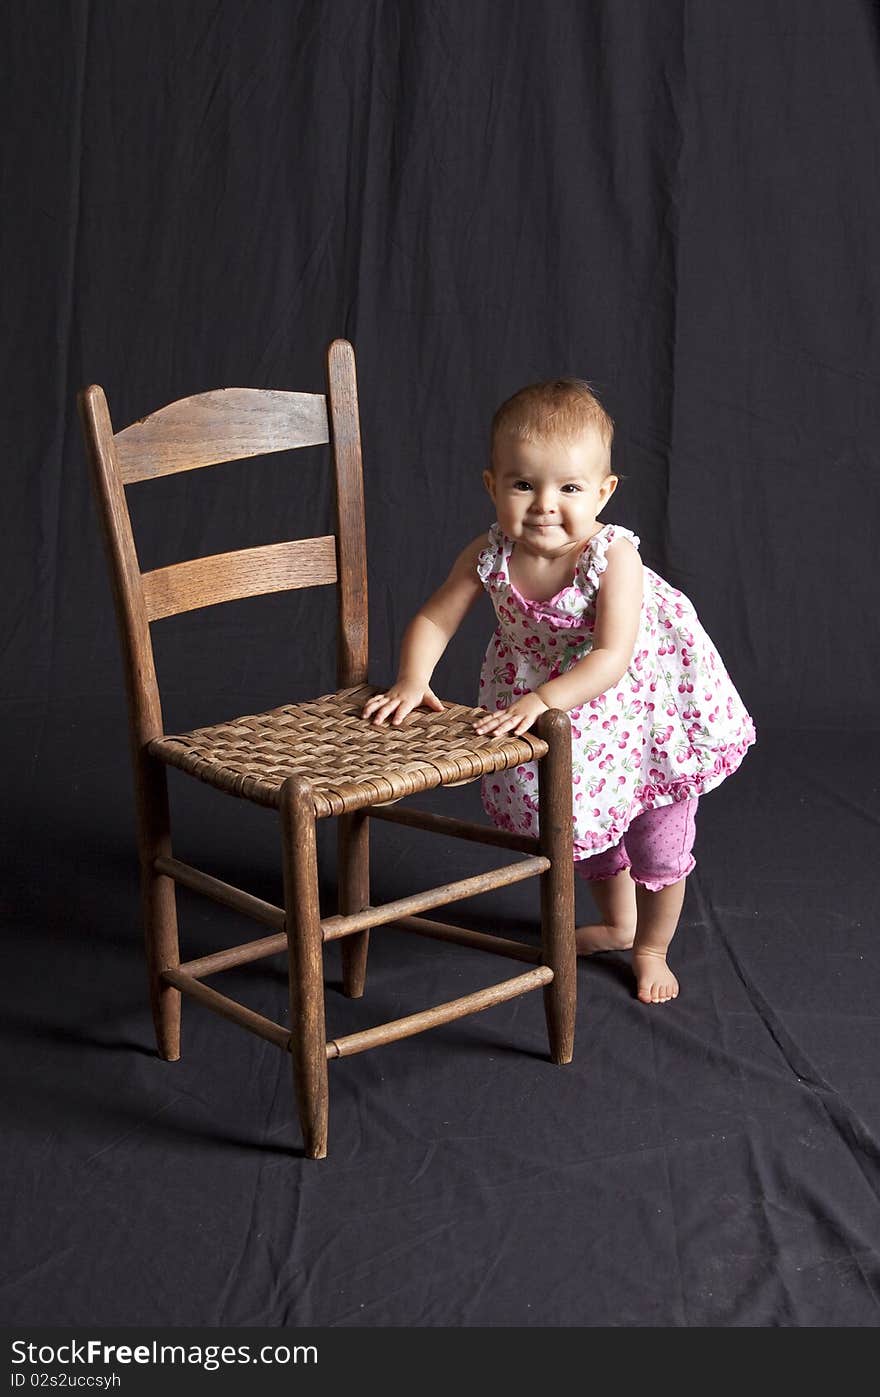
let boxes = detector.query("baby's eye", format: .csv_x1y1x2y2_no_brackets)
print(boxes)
561,484,582,493
512,481,533,492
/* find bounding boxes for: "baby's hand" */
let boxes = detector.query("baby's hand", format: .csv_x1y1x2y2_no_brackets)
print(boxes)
362,681,445,727
473,691,549,738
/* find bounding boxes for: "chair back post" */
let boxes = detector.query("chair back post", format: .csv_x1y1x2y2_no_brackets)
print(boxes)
78,384,165,748
326,339,368,688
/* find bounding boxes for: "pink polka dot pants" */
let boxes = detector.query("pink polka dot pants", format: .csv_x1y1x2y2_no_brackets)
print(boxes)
575,797,699,891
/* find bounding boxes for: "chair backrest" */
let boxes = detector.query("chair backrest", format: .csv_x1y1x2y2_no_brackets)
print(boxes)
78,338,367,746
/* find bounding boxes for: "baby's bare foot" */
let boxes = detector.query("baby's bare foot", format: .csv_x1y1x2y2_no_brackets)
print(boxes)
575,923,636,955
631,947,679,1003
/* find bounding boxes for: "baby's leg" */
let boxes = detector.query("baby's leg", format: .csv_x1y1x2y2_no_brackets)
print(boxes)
631,880,686,1003
574,849,637,953
626,799,698,1004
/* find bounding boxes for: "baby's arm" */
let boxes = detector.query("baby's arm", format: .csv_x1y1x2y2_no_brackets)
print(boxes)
362,534,487,727
473,538,643,736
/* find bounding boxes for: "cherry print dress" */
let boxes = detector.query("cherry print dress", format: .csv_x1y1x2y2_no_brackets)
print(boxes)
476,522,756,859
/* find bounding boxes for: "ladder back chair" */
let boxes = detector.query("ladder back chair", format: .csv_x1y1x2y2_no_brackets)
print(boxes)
79,338,576,1159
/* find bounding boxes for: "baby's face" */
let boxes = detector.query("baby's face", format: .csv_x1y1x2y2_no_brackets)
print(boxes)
484,430,617,557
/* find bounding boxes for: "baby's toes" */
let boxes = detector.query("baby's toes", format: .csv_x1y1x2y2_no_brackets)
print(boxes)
634,957,679,1005
661,974,680,1003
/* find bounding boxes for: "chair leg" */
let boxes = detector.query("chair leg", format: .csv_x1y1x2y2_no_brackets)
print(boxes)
536,710,577,1064
338,809,370,998
280,776,330,1159
136,751,181,1061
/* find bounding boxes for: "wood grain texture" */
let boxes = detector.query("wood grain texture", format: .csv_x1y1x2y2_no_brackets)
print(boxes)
320,855,550,940
161,968,290,1050
114,388,329,483
78,385,181,1059
178,933,288,981
156,855,285,933
328,340,369,986
338,810,370,998
326,966,554,1059
142,536,338,621
326,340,368,687
388,914,543,964
280,776,330,1160
368,803,541,854
78,385,163,744
536,709,577,1065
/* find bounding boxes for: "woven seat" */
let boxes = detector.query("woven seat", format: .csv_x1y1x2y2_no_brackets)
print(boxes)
150,684,547,816
79,338,576,1159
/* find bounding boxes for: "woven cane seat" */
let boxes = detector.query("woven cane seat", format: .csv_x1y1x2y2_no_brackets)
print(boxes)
149,684,548,819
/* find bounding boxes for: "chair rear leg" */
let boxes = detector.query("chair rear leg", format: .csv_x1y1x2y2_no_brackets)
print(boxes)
536,710,577,1064
280,776,330,1159
136,752,181,1061
338,809,370,997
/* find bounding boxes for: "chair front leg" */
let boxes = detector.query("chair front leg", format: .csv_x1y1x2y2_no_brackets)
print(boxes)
135,750,181,1061
338,809,370,997
280,776,330,1159
536,709,576,1065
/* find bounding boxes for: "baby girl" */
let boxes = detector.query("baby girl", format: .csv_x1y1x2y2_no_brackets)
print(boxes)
362,379,755,1004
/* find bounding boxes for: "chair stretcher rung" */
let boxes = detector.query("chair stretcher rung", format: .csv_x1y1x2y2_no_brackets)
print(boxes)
178,911,542,980
388,914,543,963
161,967,290,1050
326,965,554,1059
161,853,549,974
155,855,285,930
159,851,547,948
178,932,289,980
321,855,550,941
367,804,540,853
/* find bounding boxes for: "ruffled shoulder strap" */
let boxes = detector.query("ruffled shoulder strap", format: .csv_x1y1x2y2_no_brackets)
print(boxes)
476,521,506,586
578,523,641,591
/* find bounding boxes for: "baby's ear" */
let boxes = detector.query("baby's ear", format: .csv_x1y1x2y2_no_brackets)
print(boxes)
482,468,497,501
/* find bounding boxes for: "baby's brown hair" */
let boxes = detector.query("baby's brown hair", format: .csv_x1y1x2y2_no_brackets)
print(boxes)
490,378,615,472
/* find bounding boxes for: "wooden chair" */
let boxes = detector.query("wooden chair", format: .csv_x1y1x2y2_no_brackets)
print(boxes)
78,338,576,1159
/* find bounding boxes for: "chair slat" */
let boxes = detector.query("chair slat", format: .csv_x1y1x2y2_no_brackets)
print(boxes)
142,536,338,621
115,388,330,483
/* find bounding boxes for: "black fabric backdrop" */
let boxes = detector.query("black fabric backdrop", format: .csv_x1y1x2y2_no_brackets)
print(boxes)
2,0,879,1329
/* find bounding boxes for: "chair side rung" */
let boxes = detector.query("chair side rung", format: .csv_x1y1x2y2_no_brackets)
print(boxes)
163,854,548,978
178,932,288,980
326,965,554,1059
321,855,550,941
367,803,540,854
155,855,285,931
177,911,541,979
161,967,290,1051
388,913,543,963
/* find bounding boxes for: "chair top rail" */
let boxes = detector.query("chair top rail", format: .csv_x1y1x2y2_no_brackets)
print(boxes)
114,388,330,484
